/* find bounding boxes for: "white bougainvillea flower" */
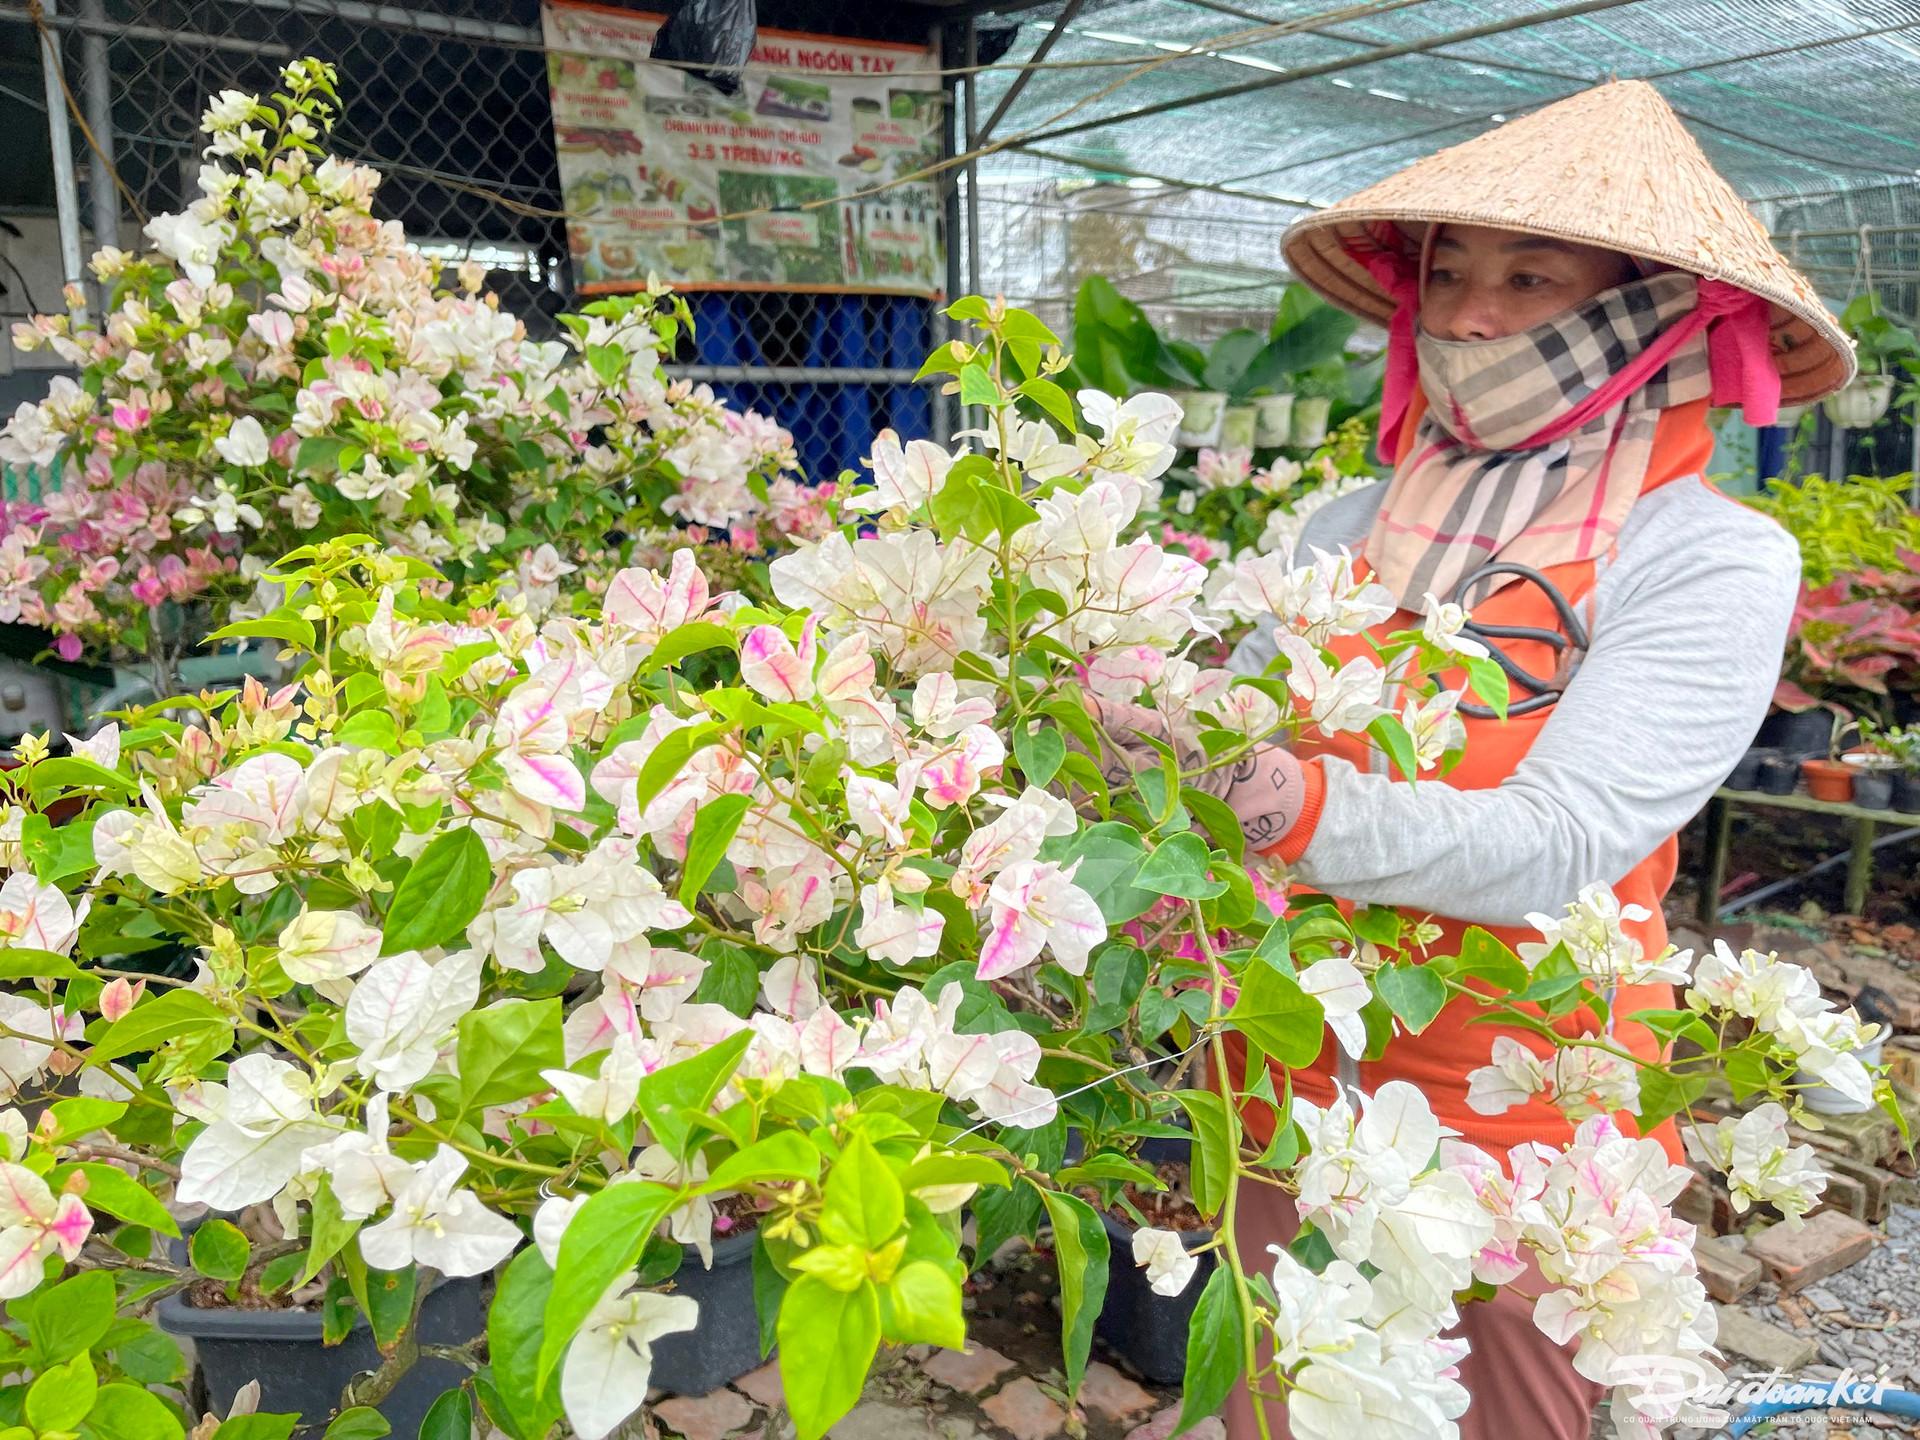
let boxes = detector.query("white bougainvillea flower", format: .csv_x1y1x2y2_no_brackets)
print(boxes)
357,1145,520,1277
1685,1102,1826,1226
491,654,592,812
844,772,915,847
977,858,1105,981
1131,1226,1197,1297
561,1280,700,1440
1274,635,1386,737
854,880,944,968
1686,942,1879,1107
740,614,819,703
277,908,381,995
0,1162,92,1299
951,789,1075,907
178,1053,339,1211
910,672,996,739
925,1021,1056,1127
917,724,1006,810
759,953,821,1021
738,859,835,954
297,1093,413,1220
543,1037,646,1127
213,414,271,467
1419,591,1490,660
0,994,66,1102
345,950,484,1091
846,429,958,514
533,1190,588,1268
603,550,714,649
62,722,120,770
631,1143,716,1265
0,873,89,956
1520,883,1687,985
1298,956,1369,1061
93,783,203,895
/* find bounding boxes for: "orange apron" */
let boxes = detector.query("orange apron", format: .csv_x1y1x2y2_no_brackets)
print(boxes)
1228,401,1716,1162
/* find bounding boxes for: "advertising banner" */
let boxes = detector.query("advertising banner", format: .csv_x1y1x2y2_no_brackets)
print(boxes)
541,2,946,295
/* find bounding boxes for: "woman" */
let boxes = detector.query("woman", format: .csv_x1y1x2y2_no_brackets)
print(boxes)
1117,82,1853,1438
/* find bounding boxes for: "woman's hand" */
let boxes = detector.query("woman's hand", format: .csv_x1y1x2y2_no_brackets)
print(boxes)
1084,697,1307,853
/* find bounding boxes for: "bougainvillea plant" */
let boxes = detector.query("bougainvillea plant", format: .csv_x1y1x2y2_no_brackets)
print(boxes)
0,295,1897,1440
1156,414,1378,561
0,60,809,687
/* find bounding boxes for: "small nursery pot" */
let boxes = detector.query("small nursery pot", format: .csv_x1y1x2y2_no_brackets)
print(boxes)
649,1228,763,1397
1724,747,1772,791
1894,770,1920,814
1289,395,1333,447
1756,708,1835,760
157,1274,485,1438
1796,1036,1886,1115
1801,758,1854,803
1220,403,1258,451
1176,391,1226,449
1094,1211,1214,1385
1757,754,1801,795
1852,770,1894,810
1253,393,1295,448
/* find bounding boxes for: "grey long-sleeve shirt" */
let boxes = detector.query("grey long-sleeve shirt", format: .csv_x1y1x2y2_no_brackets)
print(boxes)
1227,476,1800,926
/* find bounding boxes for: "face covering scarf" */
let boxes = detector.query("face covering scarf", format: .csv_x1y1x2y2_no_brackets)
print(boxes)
1363,271,1712,610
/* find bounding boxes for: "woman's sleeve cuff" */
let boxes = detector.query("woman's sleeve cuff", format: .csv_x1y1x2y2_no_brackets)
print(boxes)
1270,758,1325,864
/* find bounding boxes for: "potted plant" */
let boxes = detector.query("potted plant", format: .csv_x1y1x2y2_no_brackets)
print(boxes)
1823,294,1919,429
1878,723,1920,812
0,64,1896,1440
1088,1151,1215,1385
1802,732,1855,802
1288,363,1347,447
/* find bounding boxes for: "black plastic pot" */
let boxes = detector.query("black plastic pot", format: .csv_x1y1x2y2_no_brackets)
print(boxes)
156,1275,484,1438
1853,770,1894,810
650,1228,762,1397
1758,753,1801,795
1756,709,1835,760
1895,771,1920,815
1093,1211,1213,1386
1725,746,1772,791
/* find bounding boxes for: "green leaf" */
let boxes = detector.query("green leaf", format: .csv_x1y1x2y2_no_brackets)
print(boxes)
26,756,136,799
381,827,490,955
1172,1090,1234,1220
83,1383,184,1440
48,1164,178,1238
190,1218,250,1283
704,1131,822,1191
694,941,759,1018
357,1259,417,1350
822,1135,904,1250
1134,832,1225,900
420,1388,474,1440
635,1029,751,1159
0,946,83,981
538,1183,678,1386
87,989,228,1064
45,1097,127,1144
778,1276,880,1440
489,1247,565,1440
302,1175,360,1284
26,1353,96,1434
753,1237,787,1360
213,1416,299,1440
680,792,751,905
1633,1067,1709,1132
457,999,563,1112
1015,376,1075,430
958,362,1002,408
1180,786,1245,863
631,722,726,816
1366,712,1420,782
1066,823,1155,924
880,1261,966,1350
1083,944,1149,1033
323,1409,391,1440
1459,653,1511,720
1226,965,1325,1068
1452,927,1529,996
27,1270,115,1363
1013,724,1065,789
1176,1265,1245,1434
1373,964,1446,1034
1037,1191,1109,1395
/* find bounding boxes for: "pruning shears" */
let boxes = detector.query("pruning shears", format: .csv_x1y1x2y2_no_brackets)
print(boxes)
1452,561,1590,720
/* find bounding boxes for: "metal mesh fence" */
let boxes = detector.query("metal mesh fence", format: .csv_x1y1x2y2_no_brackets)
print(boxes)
5,0,957,485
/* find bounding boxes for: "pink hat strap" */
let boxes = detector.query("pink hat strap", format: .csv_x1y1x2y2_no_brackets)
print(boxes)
1339,225,1421,463
1518,279,1780,446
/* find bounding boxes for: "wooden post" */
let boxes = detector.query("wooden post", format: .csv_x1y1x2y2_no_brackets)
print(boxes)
1701,795,1733,926
1845,815,1876,915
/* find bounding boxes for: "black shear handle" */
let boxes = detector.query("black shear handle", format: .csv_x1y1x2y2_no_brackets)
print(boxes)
1452,561,1589,719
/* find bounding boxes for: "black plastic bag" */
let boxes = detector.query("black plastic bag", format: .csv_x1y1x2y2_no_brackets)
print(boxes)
651,0,756,97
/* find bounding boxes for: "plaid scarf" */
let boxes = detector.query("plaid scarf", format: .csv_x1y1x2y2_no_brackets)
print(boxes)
1364,273,1712,609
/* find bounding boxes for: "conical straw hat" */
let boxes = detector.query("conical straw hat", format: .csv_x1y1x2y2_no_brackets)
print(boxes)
1282,80,1854,405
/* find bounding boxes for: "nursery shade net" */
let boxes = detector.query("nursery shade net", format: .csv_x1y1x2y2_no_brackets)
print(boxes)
970,0,1920,320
